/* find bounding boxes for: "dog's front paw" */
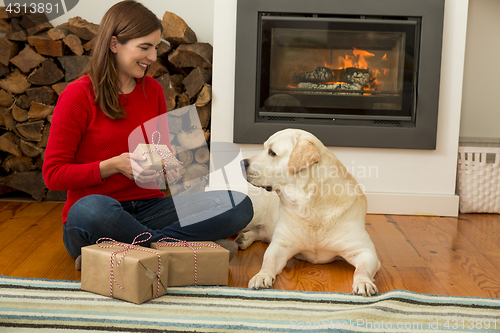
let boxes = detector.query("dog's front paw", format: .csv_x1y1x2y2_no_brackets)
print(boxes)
248,273,275,289
235,231,255,250
352,280,378,297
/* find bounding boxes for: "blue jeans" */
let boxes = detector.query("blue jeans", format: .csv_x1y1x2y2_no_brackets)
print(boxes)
63,191,253,258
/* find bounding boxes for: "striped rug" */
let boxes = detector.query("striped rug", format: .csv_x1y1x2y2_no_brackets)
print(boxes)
1,276,499,332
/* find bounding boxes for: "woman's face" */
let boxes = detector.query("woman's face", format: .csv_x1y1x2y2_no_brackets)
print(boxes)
111,29,162,87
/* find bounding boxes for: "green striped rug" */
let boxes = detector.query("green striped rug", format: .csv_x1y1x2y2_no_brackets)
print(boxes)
1,276,499,332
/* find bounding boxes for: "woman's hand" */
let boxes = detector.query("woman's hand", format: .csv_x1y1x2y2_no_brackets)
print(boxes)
99,153,158,183
164,168,181,184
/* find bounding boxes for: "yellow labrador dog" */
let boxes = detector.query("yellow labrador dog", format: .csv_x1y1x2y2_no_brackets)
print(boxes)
237,129,380,296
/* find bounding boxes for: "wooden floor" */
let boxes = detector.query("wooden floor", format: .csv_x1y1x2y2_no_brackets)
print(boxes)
1,201,499,298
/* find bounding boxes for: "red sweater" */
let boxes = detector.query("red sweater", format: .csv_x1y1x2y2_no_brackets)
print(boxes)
43,75,171,223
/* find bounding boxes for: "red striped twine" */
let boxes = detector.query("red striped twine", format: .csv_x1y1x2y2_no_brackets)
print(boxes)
96,232,162,299
142,131,182,176
156,237,222,286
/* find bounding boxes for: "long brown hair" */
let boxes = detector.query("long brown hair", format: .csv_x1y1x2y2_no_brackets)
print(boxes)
83,0,163,119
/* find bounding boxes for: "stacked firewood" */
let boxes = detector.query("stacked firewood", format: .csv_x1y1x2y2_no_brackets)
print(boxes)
0,8,212,200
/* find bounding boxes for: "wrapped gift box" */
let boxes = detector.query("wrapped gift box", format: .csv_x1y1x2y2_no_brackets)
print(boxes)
133,143,180,172
151,240,229,287
81,242,168,304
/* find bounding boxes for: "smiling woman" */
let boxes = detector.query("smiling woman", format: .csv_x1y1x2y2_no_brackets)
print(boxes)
42,0,254,264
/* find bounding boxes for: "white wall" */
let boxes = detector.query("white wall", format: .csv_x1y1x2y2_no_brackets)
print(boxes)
27,0,214,44
460,0,500,140
211,0,470,216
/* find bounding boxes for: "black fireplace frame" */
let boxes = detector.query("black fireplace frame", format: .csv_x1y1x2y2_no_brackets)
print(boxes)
233,0,445,149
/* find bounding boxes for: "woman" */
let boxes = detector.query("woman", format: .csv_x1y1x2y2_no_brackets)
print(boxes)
42,0,253,267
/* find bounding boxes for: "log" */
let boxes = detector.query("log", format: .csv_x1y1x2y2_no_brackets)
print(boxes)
1,106,16,130
2,155,34,173
0,69,31,94
182,163,209,182
297,82,363,95
37,123,50,148
177,93,190,109
203,128,210,142
16,120,44,141
146,60,169,78
196,103,211,129
26,86,58,105
157,41,172,60
194,147,210,164
195,84,211,107
0,89,14,107
47,23,72,40
167,115,183,134
10,104,28,122
177,148,193,167
68,16,99,41
177,129,206,150
0,38,19,66
15,93,30,109
9,45,45,73
20,13,53,36
27,58,64,86
63,34,84,56
0,18,8,34
5,18,28,42
0,7,8,19
156,73,180,112
58,55,91,82
0,131,22,156
83,38,95,52
52,81,70,95
292,66,372,86
0,171,47,201
27,33,65,57
28,101,54,120
161,11,197,46
168,43,213,69
0,62,10,77
20,139,44,157
182,68,211,99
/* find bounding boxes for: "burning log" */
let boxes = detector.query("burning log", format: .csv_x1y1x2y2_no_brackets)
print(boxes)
292,66,372,86
297,82,363,95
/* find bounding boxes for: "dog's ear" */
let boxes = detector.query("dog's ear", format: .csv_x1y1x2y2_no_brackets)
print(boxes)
287,138,320,174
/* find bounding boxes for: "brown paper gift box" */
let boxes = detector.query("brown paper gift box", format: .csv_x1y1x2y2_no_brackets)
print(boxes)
133,143,180,172
81,243,168,304
151,241,229,287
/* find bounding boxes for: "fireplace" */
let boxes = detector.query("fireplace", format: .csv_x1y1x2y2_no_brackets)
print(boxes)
233,0,445,149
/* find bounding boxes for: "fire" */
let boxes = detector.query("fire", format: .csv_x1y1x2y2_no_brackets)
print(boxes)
339,48,375,70
288,48,389,92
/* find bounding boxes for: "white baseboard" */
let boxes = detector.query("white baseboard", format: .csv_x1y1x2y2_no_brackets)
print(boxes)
365,192,459,217
206,181,460,217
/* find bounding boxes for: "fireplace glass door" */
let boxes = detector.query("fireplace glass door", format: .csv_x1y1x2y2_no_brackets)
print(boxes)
258,16,419,121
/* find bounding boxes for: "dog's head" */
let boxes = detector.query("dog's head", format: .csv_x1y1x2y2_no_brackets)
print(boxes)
241,129,321,192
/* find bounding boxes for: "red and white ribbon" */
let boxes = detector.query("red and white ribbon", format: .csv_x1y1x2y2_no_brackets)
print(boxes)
96,232,162,299
142,131,182,175
156,237,222,286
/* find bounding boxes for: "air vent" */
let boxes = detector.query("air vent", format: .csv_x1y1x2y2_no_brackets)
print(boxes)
372,120,402,126
267,117,296,122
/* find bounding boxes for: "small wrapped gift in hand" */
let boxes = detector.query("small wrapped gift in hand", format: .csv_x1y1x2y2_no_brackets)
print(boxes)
133,131,181,172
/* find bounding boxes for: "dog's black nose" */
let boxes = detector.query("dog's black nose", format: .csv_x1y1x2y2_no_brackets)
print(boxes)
241,159,250,171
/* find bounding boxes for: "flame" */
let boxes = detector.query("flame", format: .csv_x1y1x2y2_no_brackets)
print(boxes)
289,48,389,92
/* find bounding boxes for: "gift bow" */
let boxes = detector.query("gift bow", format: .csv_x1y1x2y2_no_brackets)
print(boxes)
142,131,182,174
96,232,163,299
156,237,222,286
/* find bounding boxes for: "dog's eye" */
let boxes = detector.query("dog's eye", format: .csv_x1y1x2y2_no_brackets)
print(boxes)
268,149,277,157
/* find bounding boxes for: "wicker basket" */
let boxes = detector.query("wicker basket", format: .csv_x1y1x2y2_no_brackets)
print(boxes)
457,144,500,213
